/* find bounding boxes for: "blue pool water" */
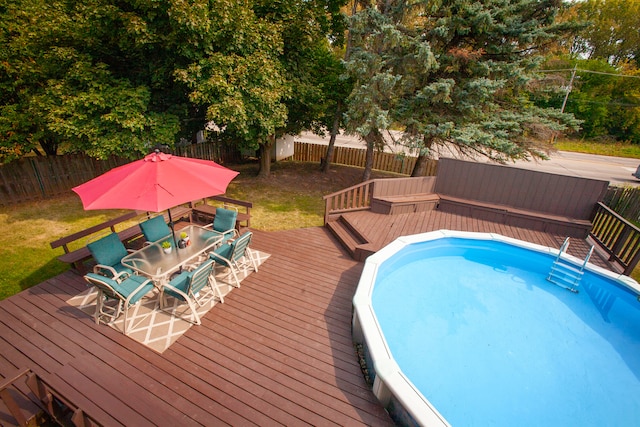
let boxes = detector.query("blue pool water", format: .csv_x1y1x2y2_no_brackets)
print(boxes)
372,238,640,426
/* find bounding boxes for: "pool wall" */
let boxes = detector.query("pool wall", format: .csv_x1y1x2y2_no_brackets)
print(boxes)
352,229,640,426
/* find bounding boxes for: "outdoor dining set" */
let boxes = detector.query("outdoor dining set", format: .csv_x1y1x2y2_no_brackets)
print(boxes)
83,207,258,334
69,150,254,334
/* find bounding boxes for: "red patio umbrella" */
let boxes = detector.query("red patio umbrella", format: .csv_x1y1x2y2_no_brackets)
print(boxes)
73,150,239,243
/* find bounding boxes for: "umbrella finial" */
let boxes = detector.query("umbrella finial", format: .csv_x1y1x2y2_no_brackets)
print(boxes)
145,150,171,162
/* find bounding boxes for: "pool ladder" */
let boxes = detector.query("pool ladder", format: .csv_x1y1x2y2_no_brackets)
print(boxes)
546,237,594,293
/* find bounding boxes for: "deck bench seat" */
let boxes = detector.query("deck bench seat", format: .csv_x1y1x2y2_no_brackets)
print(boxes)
50,211,144,274
191,196,252,229
371,193,440,215
437,194,592,238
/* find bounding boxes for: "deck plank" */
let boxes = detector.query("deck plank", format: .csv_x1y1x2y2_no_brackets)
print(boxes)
1,208,618,426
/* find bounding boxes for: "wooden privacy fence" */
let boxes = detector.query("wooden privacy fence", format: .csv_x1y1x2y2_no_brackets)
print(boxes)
590,202,640,275
0,154,129,207
604,186,640,225
0,142,241,207
293,141,438,176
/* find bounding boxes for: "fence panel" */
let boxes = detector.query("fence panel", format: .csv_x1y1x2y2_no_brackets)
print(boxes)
604,186,640,225
0,142,240,207
293,141,436,176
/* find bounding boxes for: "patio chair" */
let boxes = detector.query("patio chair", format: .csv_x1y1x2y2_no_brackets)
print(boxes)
84,272,155,334
159,259,223,324
203,207,238,243
86,232,134,281
139,215,172,245
208,231,257,288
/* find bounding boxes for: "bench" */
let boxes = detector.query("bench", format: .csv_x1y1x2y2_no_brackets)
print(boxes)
437,195,593,238
50,204,197,274
191,196,252,230
371,193,440,215
50,211,143,274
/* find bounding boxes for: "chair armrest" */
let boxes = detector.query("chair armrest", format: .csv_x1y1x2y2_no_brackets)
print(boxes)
162,282,191,301
123,278,154,306
92,264,129,282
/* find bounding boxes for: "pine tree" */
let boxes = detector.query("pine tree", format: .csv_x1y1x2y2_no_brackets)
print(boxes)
343,0,581,179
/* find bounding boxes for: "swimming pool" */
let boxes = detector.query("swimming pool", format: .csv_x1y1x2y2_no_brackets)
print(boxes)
352,230,640,426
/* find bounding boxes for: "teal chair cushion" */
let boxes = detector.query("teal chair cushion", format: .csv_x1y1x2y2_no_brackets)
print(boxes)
86,273,154,305
209,242,233,266
165,270,192,300
87,233,128,267
213,208,237,232
140,216,171,243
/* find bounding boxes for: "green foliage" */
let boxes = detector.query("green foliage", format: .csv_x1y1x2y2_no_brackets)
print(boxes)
536,57,640,143
0,0,349,166
343,0,581,173
571,0,640,67
0,0,188,162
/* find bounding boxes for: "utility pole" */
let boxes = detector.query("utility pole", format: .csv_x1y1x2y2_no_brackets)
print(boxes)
552,64,577,144
561,64,578,114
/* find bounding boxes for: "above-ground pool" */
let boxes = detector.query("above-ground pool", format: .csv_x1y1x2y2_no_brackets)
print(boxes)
352,230,640,426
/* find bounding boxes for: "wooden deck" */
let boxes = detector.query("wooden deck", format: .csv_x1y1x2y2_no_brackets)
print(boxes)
0,210,614,426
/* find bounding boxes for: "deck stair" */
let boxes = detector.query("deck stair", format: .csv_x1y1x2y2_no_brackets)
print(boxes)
326,215,375,261
547,237,594,293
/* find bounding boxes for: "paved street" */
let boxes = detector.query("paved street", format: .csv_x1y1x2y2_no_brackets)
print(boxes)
296,131,640,186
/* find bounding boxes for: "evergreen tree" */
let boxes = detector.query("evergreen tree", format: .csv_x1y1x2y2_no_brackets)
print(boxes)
343,0,581,180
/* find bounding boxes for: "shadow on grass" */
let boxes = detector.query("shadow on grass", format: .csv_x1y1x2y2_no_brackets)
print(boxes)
19,257,69,292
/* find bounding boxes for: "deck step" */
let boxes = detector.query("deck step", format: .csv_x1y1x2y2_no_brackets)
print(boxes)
326,216,374,261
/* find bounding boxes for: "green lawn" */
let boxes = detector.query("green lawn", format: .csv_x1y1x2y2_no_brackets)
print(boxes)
555,139,640,158
3,144,640,300
0,161,396,300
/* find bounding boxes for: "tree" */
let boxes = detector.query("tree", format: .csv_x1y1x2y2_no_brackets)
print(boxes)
253,0,348,177
534,57,640,143
571,0,640,67
174,1,289,178
343,0,581,181
0,0,185,162
176,0,348,178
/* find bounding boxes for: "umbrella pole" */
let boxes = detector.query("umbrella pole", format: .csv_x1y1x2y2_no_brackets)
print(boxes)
168,210,179,248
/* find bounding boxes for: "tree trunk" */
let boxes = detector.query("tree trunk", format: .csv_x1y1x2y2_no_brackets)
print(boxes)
411,154,430,177
257,135,275,178
39,138,58,156
362,131,378,181
322,103,342,173
411,135,435,177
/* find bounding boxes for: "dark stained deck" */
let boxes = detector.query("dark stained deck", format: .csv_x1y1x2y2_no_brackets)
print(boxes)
340,209,610,269
0,210,613,426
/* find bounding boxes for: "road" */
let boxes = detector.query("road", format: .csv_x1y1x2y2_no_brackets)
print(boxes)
508,151,640,187
295,131,640,186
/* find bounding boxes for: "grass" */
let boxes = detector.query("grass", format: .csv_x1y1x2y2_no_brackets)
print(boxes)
555,139,640,158
0,161,397,300
3,143,640,299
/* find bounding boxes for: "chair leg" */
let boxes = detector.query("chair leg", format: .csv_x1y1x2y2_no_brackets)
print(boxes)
229,264,241,288
94,289,103,325
246,248,259,272
208,275,224,303
94,290,123,326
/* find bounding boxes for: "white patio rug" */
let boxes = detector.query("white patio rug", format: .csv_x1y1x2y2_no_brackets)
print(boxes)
67,250,270,353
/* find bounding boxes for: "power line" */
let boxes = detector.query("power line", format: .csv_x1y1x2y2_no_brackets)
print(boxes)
538,68,640,79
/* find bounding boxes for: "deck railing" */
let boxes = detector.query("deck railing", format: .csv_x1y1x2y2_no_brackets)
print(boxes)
590,202,640,274
323,180,375,223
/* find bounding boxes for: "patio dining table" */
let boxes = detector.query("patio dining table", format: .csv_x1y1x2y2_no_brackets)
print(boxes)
121,225,222,287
